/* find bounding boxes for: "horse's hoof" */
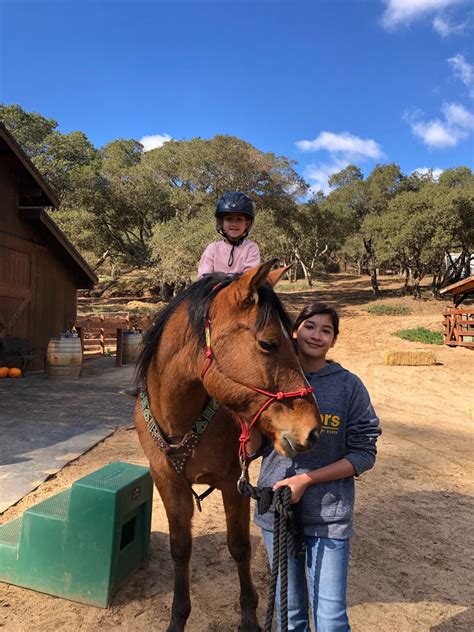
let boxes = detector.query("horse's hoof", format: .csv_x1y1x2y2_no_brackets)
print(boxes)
238,624,261,632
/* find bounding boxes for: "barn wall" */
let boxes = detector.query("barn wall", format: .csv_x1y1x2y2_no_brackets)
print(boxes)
0,155,31,238
0,155,80,371
33,243,78,346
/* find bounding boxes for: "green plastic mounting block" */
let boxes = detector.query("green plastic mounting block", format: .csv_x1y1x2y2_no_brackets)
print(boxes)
0,461,153,607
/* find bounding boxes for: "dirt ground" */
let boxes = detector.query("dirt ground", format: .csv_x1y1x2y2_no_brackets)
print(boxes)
1,275,473,631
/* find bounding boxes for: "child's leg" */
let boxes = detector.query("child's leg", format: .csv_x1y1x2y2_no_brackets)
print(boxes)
261,528,310,632
306,536,351,632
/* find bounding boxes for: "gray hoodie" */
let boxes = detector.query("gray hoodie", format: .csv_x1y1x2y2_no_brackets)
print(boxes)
254,362,381,539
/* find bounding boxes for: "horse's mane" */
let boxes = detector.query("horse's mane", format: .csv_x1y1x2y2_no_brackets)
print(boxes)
135,271,292,386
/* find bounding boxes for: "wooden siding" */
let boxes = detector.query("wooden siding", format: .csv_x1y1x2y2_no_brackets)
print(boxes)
0,150,87,370
33,243,77,345
0,155,28,236
0,241,32,340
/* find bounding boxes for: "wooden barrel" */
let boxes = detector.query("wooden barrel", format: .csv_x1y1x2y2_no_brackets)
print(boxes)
122,331,143,364
46,336,82,379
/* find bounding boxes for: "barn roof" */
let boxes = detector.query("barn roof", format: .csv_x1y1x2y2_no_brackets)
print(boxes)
440,276,474,306
20,208,98,288
0,122,59,208
0,123,97,288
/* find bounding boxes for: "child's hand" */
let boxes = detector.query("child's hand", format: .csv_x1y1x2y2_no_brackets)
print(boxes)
273,474,309,504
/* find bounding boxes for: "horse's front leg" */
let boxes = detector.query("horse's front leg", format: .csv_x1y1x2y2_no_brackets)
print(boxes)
221,482,261,632
151,467,194,632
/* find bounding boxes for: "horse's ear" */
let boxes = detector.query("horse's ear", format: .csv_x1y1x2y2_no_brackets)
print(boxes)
267,265,292,288
234,259,278,304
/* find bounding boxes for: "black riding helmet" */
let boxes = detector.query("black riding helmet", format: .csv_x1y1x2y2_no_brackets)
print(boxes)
215,191,255,221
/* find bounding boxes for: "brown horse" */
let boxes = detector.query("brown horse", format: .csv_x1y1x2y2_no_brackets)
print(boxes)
134,261,321,632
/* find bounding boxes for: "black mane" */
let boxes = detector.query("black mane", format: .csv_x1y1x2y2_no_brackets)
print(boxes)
135,272,292,386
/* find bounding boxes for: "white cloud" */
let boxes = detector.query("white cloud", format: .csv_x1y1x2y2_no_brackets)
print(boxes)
433,15,466,36
405,102,474,148
412,167,444,180
139,133,172,152
448,54,474,96
410,118,457,147
296,131,384,161
443,101,474,127
304,159,350,196
296,131,384,193
381,0,466,31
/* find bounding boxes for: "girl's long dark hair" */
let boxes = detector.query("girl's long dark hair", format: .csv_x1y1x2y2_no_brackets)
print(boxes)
292,302,340,337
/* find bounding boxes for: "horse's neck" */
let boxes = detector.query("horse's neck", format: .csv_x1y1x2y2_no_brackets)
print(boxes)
146,350,208,437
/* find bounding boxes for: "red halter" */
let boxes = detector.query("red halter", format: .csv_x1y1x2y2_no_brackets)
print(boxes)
201,318,314,463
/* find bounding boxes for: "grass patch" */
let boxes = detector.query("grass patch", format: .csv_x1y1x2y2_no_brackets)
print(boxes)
364,304,411,316
393,327,443,345
278,279,330,293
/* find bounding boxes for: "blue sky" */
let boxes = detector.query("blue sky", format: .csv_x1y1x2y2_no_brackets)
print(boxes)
1,0,473,193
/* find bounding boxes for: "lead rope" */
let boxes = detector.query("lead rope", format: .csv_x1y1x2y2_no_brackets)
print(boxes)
238,476,305,632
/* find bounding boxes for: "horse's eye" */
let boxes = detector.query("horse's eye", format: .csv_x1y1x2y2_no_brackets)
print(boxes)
259,339,277,352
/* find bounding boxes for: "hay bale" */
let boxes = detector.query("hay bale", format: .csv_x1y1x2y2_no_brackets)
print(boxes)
383,349,437,366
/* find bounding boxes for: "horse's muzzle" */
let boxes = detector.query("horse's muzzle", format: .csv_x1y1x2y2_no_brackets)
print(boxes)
280,427,319,457
307,427,320,447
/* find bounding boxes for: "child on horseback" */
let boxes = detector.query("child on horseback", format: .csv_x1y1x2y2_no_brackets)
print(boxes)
249,302,381,632
198,191,260,277
120,192,260,399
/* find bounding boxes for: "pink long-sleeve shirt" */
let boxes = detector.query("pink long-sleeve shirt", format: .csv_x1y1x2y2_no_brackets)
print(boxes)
198,239,260,278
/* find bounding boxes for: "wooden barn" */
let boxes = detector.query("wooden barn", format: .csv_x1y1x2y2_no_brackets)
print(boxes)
441,276,474,349
0,122,97,370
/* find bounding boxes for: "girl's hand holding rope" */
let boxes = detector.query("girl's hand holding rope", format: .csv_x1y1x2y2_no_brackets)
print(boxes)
273,474,310,504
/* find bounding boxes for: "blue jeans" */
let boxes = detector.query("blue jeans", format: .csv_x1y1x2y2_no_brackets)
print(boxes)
262,529,351,632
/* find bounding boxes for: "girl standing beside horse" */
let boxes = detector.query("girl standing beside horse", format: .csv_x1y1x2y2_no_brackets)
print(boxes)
249,302,381,632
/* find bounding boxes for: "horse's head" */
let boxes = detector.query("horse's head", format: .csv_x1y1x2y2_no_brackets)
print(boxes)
202,260,321,457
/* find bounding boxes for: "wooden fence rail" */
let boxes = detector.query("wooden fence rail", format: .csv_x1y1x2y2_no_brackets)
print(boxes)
443,308,474,349
72,313,154,366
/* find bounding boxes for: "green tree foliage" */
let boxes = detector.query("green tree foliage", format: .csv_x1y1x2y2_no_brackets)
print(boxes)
325,163,404,294
146,135,309,284
151,208,215,285
0,103,57,156
144,135,307,215
438,166,473,189
2,103,472,297
33,131,99,197
328,165,363,189
367,177,474,297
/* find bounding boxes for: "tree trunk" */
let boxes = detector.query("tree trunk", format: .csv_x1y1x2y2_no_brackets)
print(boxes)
293,249,313,287
93,249,110,271
369,266,379,296
362,238,379,296
299,260,313,287
404,268,410,288
413,281,421,299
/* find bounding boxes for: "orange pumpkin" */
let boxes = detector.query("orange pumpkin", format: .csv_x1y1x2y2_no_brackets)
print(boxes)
0,367,8,378
8,367,22,378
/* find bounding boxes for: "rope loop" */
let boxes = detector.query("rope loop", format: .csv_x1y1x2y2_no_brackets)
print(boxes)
263,485,306,632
